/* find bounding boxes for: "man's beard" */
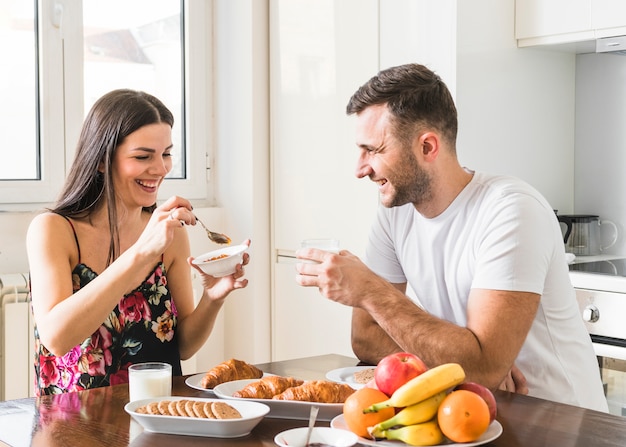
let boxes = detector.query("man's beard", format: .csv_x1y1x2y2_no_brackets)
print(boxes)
383,150,432,208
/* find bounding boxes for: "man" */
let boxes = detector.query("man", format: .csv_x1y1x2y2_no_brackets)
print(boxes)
296,63,607,412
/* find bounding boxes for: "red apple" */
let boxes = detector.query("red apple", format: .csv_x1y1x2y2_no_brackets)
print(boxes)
455,381,497,422
375,352,428,397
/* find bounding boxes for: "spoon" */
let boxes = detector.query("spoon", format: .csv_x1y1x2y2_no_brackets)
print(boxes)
194,215,232,245
304,405,319,446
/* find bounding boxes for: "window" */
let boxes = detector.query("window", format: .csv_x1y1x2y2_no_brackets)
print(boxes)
0,0,211,208
0,1,38,180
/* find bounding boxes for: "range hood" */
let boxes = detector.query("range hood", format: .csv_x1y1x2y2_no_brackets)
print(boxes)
596,36,626,55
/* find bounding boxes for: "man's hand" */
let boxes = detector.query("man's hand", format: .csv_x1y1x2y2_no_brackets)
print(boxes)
498,364,528,394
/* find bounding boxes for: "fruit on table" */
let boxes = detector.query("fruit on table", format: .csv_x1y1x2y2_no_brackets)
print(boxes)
455,381,497,422
371,419,444,446
437,389,491,443
369,391,447,433
342,387,395,438
375,352,428,397
364,363,466,413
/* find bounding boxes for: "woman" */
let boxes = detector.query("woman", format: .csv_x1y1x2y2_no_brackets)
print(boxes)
27,89,250,395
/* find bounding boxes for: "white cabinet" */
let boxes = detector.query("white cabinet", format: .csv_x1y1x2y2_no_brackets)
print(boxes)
269,0,379,361
270,0,379,254
269,0,456,361
515,0,592,41
515,0,626,47
273,259,353,361
593,0,626,37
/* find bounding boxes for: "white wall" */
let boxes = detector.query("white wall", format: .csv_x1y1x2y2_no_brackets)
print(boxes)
575,53,626,256
456,0,576,213
209,0,272,367
0,212,34,274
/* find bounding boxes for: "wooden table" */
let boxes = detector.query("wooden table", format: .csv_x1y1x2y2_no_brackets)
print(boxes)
1,354,626,446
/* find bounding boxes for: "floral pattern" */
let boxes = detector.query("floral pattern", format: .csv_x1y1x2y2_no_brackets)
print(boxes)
33,262,181,395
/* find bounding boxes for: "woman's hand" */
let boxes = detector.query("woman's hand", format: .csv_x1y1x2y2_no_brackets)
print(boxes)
134,196,194,258
189,239,251,301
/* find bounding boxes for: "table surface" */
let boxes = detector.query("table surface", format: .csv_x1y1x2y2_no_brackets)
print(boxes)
1,353,626,446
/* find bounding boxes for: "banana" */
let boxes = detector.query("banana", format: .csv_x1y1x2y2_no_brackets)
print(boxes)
371,419,445,446
365,363,465,412
370,391,447,432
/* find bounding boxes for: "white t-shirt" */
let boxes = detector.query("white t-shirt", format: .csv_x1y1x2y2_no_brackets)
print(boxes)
364,171,608,412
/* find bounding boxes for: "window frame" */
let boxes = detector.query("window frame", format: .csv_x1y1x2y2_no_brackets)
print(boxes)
0,0,213,210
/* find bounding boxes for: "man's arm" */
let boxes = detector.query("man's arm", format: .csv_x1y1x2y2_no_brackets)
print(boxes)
356,286,539,390
295,248,538,390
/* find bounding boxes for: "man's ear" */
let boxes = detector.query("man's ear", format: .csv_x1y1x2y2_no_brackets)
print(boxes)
97,160,105,173
418,132,440,160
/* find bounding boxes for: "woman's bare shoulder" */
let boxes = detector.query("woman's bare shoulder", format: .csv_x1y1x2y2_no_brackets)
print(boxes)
27,212,76,243
28,211,68,230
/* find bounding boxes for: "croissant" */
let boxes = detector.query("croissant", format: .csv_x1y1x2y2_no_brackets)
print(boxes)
232,376,304,399
200,358,263,389
272,380,356,403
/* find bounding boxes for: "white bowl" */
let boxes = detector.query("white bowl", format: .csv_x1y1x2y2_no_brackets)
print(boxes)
124,396,269,438
274,427,358,447
192,244,248,277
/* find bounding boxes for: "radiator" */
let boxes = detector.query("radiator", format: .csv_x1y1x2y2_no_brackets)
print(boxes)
0,273,33,401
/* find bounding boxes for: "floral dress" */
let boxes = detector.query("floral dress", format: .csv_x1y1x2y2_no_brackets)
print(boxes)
33,218,182,395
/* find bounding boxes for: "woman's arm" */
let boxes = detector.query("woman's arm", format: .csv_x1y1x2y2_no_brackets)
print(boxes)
29,197,194,357
171,237,251,360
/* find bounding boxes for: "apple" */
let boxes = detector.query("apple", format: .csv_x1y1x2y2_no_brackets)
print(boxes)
375,352,428,397
364,378,379,390
455,381,497,422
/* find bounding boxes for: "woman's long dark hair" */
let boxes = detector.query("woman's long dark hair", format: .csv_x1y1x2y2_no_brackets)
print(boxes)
51,89,174,266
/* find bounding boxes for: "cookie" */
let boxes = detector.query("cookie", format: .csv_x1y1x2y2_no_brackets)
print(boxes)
176,399,191,417
146,401,161,415
192,400,209,418
157,400,171,415
211,401,242,419
135,405,149,414
168,400,181,416
185,399,196,417
203,401,216,418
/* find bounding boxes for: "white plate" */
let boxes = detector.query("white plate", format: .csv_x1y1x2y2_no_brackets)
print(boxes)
213,379,344,421
326,366,376,389
185,372,273,394
124,396,269,438
275,427,358,447
330,414,503,446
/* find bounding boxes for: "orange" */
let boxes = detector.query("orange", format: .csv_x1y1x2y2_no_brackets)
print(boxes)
343,388,395,438
437,389,491,443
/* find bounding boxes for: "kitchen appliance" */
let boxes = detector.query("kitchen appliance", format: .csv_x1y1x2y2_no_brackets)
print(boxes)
557,214,618,255
570,260,626,416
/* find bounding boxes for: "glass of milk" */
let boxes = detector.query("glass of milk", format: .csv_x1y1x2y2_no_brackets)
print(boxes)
128,362,172,402
299,239,340,264
301,239,340,252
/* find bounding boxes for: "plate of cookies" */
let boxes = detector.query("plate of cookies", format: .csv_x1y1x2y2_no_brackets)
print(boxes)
124,396,269,437
326,366,376,389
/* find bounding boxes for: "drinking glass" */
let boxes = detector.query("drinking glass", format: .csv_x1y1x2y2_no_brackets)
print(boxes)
128,362,172,401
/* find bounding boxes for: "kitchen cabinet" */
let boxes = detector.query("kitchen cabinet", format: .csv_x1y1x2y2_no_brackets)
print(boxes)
269,0,379,361
515,0,626,47
270,0,456,361
273,260,353,361
593,0,626,37
515,0,592,43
